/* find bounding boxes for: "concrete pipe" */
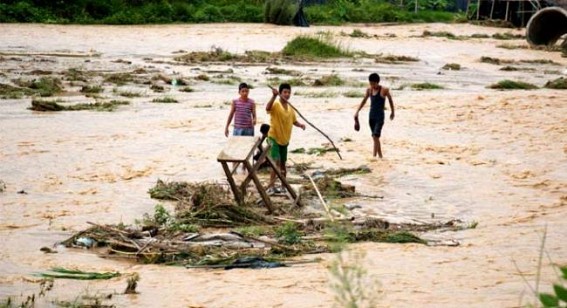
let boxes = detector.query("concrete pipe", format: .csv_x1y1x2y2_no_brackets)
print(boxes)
526,7,567,46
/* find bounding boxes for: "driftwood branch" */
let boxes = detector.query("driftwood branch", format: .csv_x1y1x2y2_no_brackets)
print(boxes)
268,85,342,160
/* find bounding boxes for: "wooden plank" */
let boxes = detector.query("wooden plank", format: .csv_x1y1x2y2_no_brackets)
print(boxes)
265,156,300,207
241,142,271,192
217,136,258,162
221,161,243,205
243,160,274,213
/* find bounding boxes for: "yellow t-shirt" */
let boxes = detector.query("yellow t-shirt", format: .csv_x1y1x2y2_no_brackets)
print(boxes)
267,100,297,146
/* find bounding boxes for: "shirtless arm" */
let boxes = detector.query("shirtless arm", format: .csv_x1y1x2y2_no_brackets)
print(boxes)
385,88,395,120
354,88,370,118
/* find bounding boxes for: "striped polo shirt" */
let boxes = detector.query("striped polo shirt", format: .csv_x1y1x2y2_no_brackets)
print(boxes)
233,98,255,128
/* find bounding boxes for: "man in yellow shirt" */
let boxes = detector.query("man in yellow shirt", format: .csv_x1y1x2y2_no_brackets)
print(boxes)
266,83,305,191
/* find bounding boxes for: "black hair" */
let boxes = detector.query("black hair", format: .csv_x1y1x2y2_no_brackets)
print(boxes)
260,123,270,135
279,83,291,93
238,82,249,91
368,73,380,83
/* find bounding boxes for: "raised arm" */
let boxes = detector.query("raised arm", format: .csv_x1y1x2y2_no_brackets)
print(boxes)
266,88,278,112
224,102,235,137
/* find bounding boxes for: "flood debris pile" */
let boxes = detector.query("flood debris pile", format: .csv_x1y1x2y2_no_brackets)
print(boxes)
60,168,473,268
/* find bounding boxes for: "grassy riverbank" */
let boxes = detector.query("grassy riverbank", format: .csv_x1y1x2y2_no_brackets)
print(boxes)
0,0,461,24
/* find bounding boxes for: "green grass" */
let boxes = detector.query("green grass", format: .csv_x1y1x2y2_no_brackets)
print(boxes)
151,96,178,103
492,32,524,40
411,82,444,90
282,35,350,59
180,86,195,92
422,30,459,39
265,67,302,76
488,80,538,90
349,29,370,38
295,90,339,98
375,54,419,64
29,99,130,112
442,63,461,70
266,77,307,87
81,85,103,94
342,90,362,98
115,90,143,97
312,74,345,87
544,77,567,89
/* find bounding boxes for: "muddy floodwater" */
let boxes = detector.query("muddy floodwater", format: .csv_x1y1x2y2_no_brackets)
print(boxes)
0,23,566,307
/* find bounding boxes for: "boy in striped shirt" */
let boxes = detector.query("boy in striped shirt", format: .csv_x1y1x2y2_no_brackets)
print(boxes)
225,82,257,137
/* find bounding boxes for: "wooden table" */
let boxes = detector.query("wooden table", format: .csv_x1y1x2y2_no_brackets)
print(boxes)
217,136,299,214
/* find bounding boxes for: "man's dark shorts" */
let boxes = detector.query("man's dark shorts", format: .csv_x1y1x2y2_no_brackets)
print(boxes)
369,117,384,138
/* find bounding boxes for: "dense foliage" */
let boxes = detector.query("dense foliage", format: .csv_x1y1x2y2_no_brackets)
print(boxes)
0,0,459,24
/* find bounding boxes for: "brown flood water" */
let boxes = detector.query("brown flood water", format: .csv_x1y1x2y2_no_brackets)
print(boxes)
0,23,566,307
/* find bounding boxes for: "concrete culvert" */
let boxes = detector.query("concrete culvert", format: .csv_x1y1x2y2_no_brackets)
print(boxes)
526,7,567,46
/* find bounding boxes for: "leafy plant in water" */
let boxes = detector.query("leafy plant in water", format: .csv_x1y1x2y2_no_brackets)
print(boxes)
275,222,302,245
282,35,350,59
153,204,171,226
488,80,538,90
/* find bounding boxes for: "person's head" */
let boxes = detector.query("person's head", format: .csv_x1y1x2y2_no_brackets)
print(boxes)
238,83,249,99
368,73,380,89
279,83,291,101
260,123,270,136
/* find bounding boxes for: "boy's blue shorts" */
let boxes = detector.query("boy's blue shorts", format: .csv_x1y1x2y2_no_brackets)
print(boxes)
233,127,254,136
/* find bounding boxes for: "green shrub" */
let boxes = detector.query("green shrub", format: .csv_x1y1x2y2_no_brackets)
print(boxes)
544,77,567,89
488,80,538,90
264,0,297,25
275,222,302,245
282,35,350,58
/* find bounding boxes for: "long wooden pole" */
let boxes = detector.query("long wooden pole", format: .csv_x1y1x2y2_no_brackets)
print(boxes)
268,85,342,160
306,174,335,222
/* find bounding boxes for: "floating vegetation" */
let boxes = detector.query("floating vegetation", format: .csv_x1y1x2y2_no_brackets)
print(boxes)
27,77,64,97
80,85,103,94
104,72,134,85
442,63,461,70
349,29,370,38
180,86,195,92
499,66,535,72
295,90,339,98
312,74,345,87
422,30,458,39
411,82,444,90
195,74,210,81
488,80,538,90
211,75,242,85
175,47,278,64
0,83,34,99
39,268,120,280
265,67,302,76
59,169,473,267
342,90,361,98
115,90,142,97
375,54,419,64
480,56,512,65
520,59,559,65
151,96,178,103
266,76,308,87
63,68,90,82
544,77,567,89
492,32,524,40
471,33,490,38
29,99,129,112
282,35,351,59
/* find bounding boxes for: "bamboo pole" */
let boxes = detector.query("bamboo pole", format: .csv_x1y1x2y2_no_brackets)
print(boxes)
306,174,334,222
